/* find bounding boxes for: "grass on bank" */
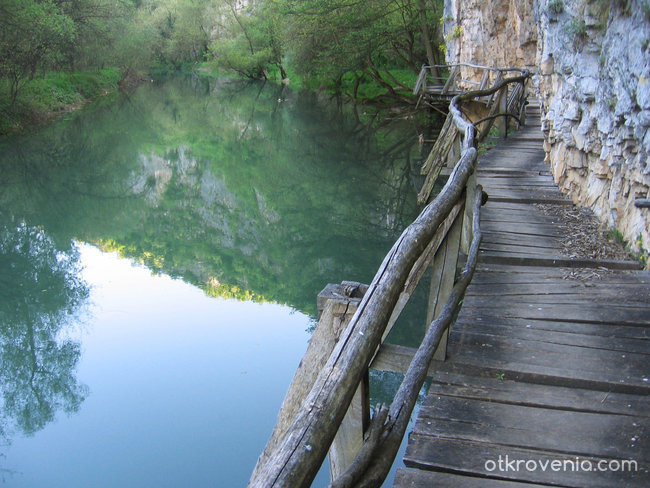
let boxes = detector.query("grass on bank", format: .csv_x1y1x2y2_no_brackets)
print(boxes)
0,67,122,135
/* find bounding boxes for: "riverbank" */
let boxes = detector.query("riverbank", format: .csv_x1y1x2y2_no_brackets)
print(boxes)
0,68,133,136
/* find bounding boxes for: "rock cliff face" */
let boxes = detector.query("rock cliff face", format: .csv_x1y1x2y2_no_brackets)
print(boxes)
443,0,650,264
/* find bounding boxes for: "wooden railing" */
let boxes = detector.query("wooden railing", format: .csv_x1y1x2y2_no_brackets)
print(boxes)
248,70,531,488
417,69,530,205
413,63,528,99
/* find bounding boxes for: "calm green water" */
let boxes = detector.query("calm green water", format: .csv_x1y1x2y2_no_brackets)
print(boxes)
0,77,430,486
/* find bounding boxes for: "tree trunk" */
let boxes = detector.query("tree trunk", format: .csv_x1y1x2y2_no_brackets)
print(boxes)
417,0,439,78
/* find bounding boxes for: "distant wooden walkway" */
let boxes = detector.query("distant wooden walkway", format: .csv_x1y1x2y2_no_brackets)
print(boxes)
394,110,650,487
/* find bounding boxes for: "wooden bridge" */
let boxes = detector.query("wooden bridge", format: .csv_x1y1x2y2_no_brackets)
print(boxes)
248,66,650,488
393,103,650,488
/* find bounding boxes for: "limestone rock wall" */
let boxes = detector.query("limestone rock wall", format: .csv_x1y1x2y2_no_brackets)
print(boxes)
443,0,538,71
443,0,650,264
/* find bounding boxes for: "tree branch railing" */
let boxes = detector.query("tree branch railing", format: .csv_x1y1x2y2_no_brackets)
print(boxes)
248,70,531,488
413,63,528,99
417,70,530,205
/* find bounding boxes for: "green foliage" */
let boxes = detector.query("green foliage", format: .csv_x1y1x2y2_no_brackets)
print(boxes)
636,235,648,266
547,0,565,14
565,18,588,48
0,0,76,105
608,228,626,245
1,0,446,105
206,0,444,97
446,25,464,41
608,229,648,266
0,68,121,133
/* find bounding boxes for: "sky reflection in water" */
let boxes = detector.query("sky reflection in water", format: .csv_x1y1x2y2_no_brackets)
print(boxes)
4,244,318,487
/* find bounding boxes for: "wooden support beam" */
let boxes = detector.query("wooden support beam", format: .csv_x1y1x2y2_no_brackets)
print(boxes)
498,86,508,138
441,66,459,95
427,209,463,361
250,283,365,484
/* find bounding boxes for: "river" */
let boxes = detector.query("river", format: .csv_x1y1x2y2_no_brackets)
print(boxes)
0,76,433,486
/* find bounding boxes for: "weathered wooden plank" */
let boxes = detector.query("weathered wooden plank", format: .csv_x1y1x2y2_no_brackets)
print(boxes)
403,436,649,488
478,253,643,269
459,296,650,325
454,315,649,340
445,335,649,393
428,370,650,416
471,264,650,283
481,233,560,249
413,397,648,461
477,221,564,237
452,318,650,354
479,176,559,186
464,290,650,309
480,208,558,223
466,283,650,303
428,208,463,361
479,243,563,257
393,467,550,488
486,193,572,205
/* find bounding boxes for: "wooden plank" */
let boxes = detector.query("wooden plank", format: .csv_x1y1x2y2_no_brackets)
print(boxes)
403,436,649,488
428,370,650,416
458,296,650,325
464,290,650,309
479,243,563,257
428,209,463,361
466,283,650,303
452,318,650,355
475,221,564,237
487,195,573,205
478,253,643,269
454,315,649,340
394,468,550,488
471,264,650,283
481,232,560,249
413,396,648,461
445,336,649,393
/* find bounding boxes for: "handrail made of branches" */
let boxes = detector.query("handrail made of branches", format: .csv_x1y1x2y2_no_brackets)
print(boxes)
248,71,531,488
413,63,528,96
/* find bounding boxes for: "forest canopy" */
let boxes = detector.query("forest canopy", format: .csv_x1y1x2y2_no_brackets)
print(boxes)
0,0,444,108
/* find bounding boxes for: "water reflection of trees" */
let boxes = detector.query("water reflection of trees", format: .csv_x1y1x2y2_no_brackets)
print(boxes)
0,222,89,442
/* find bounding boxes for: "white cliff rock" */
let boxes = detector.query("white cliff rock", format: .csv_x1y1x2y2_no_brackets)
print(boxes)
444,0,650,265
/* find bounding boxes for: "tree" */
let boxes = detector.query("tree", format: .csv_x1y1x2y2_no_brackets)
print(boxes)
208,0,287,80
0,0,75,105
139,0,212,69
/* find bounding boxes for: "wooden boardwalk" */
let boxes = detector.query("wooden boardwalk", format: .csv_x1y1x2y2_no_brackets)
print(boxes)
393,114,650,487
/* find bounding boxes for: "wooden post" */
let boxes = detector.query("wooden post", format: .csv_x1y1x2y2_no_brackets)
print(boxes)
329,370,370,480
461,174,478,255
479,69,490,91
426,209,463,361
442,66,459,94
250,282,367,484
498,85,508,138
